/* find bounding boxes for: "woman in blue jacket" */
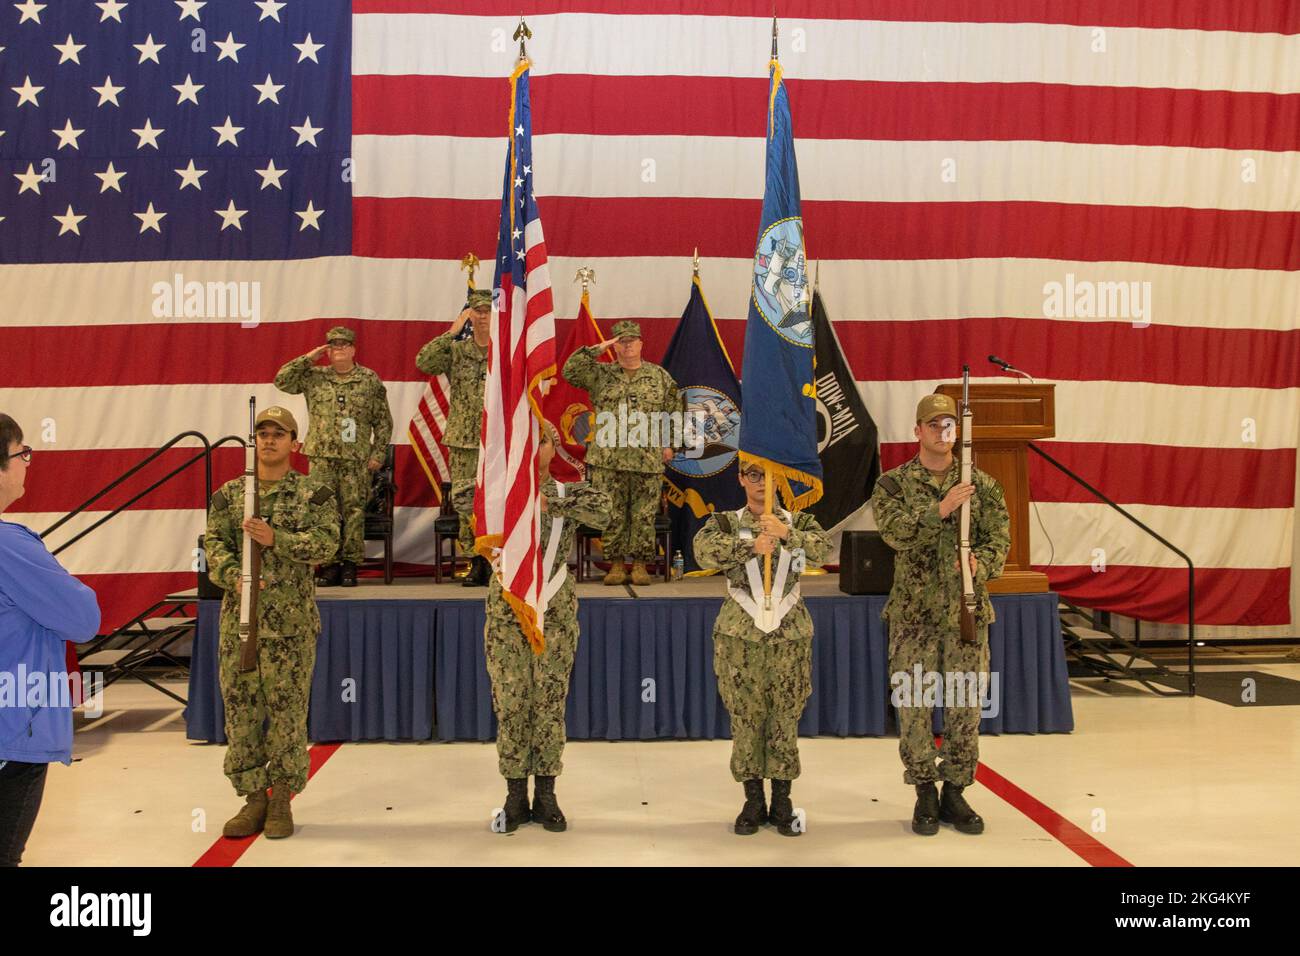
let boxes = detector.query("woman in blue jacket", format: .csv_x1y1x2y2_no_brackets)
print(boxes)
0,414,101,866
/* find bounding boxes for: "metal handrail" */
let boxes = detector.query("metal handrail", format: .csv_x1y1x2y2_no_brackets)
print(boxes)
41,432,246,556
1029,442,1195,695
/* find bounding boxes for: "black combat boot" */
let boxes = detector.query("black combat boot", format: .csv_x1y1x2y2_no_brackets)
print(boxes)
340,561,358,587
531,775,567,832
734,779,767,835
462,555,491,587
940,782,985,834
315,564,341,587
769,779,800,837
912,783,940,836
500,778,530,833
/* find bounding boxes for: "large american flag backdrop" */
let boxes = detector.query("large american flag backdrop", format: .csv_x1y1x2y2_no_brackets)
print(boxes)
4,1,1297,633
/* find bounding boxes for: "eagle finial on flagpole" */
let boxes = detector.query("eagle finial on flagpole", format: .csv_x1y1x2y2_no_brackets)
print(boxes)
574,266,596,296
460,252,480,289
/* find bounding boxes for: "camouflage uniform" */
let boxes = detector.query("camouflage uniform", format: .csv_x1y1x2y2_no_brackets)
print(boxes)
562,344,679,562
417,329,489,555
204,470,339,795
273,351,392,564
871,455,1010,787
693,507,830,781
458,478,611,777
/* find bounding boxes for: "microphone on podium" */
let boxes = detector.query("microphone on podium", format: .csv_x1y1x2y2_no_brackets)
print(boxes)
987,354,1036,383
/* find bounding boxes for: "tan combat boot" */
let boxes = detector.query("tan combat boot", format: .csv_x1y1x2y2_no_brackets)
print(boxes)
630,561,653,586
603,556,627,586
264,782,295,839
222,790,268,839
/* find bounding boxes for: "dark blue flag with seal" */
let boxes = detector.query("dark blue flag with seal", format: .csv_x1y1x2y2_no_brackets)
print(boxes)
663,276,746,572
737,55,822,510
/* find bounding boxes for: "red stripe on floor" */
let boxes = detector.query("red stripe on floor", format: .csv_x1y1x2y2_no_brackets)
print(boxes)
976,761,1134,867
192,743,343,868
193,741,1131,866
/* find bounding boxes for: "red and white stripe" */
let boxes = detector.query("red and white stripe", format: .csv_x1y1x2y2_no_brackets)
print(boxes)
407,375,453,503
474,219,557,651
7,3,1298,631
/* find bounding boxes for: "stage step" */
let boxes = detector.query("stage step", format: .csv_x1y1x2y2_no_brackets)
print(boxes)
80,649,134,667
1058,600,1191,696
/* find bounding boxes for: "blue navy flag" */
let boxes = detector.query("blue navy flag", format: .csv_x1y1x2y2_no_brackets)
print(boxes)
736,54,822,510
663,276,745,572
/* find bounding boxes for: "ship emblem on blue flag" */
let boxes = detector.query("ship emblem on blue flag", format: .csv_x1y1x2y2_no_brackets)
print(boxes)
753,219,812,344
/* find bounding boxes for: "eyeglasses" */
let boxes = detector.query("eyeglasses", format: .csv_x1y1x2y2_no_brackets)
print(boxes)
3,445,32,463
739,469,764,482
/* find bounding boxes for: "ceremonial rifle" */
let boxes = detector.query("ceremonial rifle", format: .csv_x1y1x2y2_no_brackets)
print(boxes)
958,366,978,644
238,397,262,672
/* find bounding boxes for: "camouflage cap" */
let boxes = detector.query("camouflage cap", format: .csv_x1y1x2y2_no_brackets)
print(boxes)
916,393,958,423
255,406,299,436
610,320,641,339
467,289,493,310
326,325,355,344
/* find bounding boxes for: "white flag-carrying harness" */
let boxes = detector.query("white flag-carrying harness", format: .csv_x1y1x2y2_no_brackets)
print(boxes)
726,506,801,634
539,483,568,609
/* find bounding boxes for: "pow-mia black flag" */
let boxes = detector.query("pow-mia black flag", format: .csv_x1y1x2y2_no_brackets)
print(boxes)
807,289,880,530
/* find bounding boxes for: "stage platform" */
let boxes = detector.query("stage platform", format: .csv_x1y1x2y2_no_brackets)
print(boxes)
183,576,1073,743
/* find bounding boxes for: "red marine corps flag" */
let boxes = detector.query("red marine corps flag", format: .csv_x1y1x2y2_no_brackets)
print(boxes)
474,30,558,653
544,269,609,482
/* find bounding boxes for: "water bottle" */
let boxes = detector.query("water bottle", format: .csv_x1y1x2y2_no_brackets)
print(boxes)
672,550,685,581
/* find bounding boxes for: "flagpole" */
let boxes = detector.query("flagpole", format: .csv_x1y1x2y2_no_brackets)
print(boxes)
763,466,773,609
762,13,778,613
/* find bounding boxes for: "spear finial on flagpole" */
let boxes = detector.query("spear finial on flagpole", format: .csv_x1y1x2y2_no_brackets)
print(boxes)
692,247,701,278
813,259,820,292
771,13,778,60
514,14,532,62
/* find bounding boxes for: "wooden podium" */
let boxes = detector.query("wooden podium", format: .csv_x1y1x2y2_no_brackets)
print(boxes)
935,382,1055,594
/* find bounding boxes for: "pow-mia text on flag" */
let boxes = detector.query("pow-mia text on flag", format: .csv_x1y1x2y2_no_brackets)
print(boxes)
808,289,880,532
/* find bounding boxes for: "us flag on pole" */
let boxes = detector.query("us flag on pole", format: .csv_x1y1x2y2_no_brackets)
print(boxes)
474,51,557,653
408,282,477,505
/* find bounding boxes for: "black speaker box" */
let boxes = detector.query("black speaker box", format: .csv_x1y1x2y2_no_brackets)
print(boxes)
838,531,895,595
